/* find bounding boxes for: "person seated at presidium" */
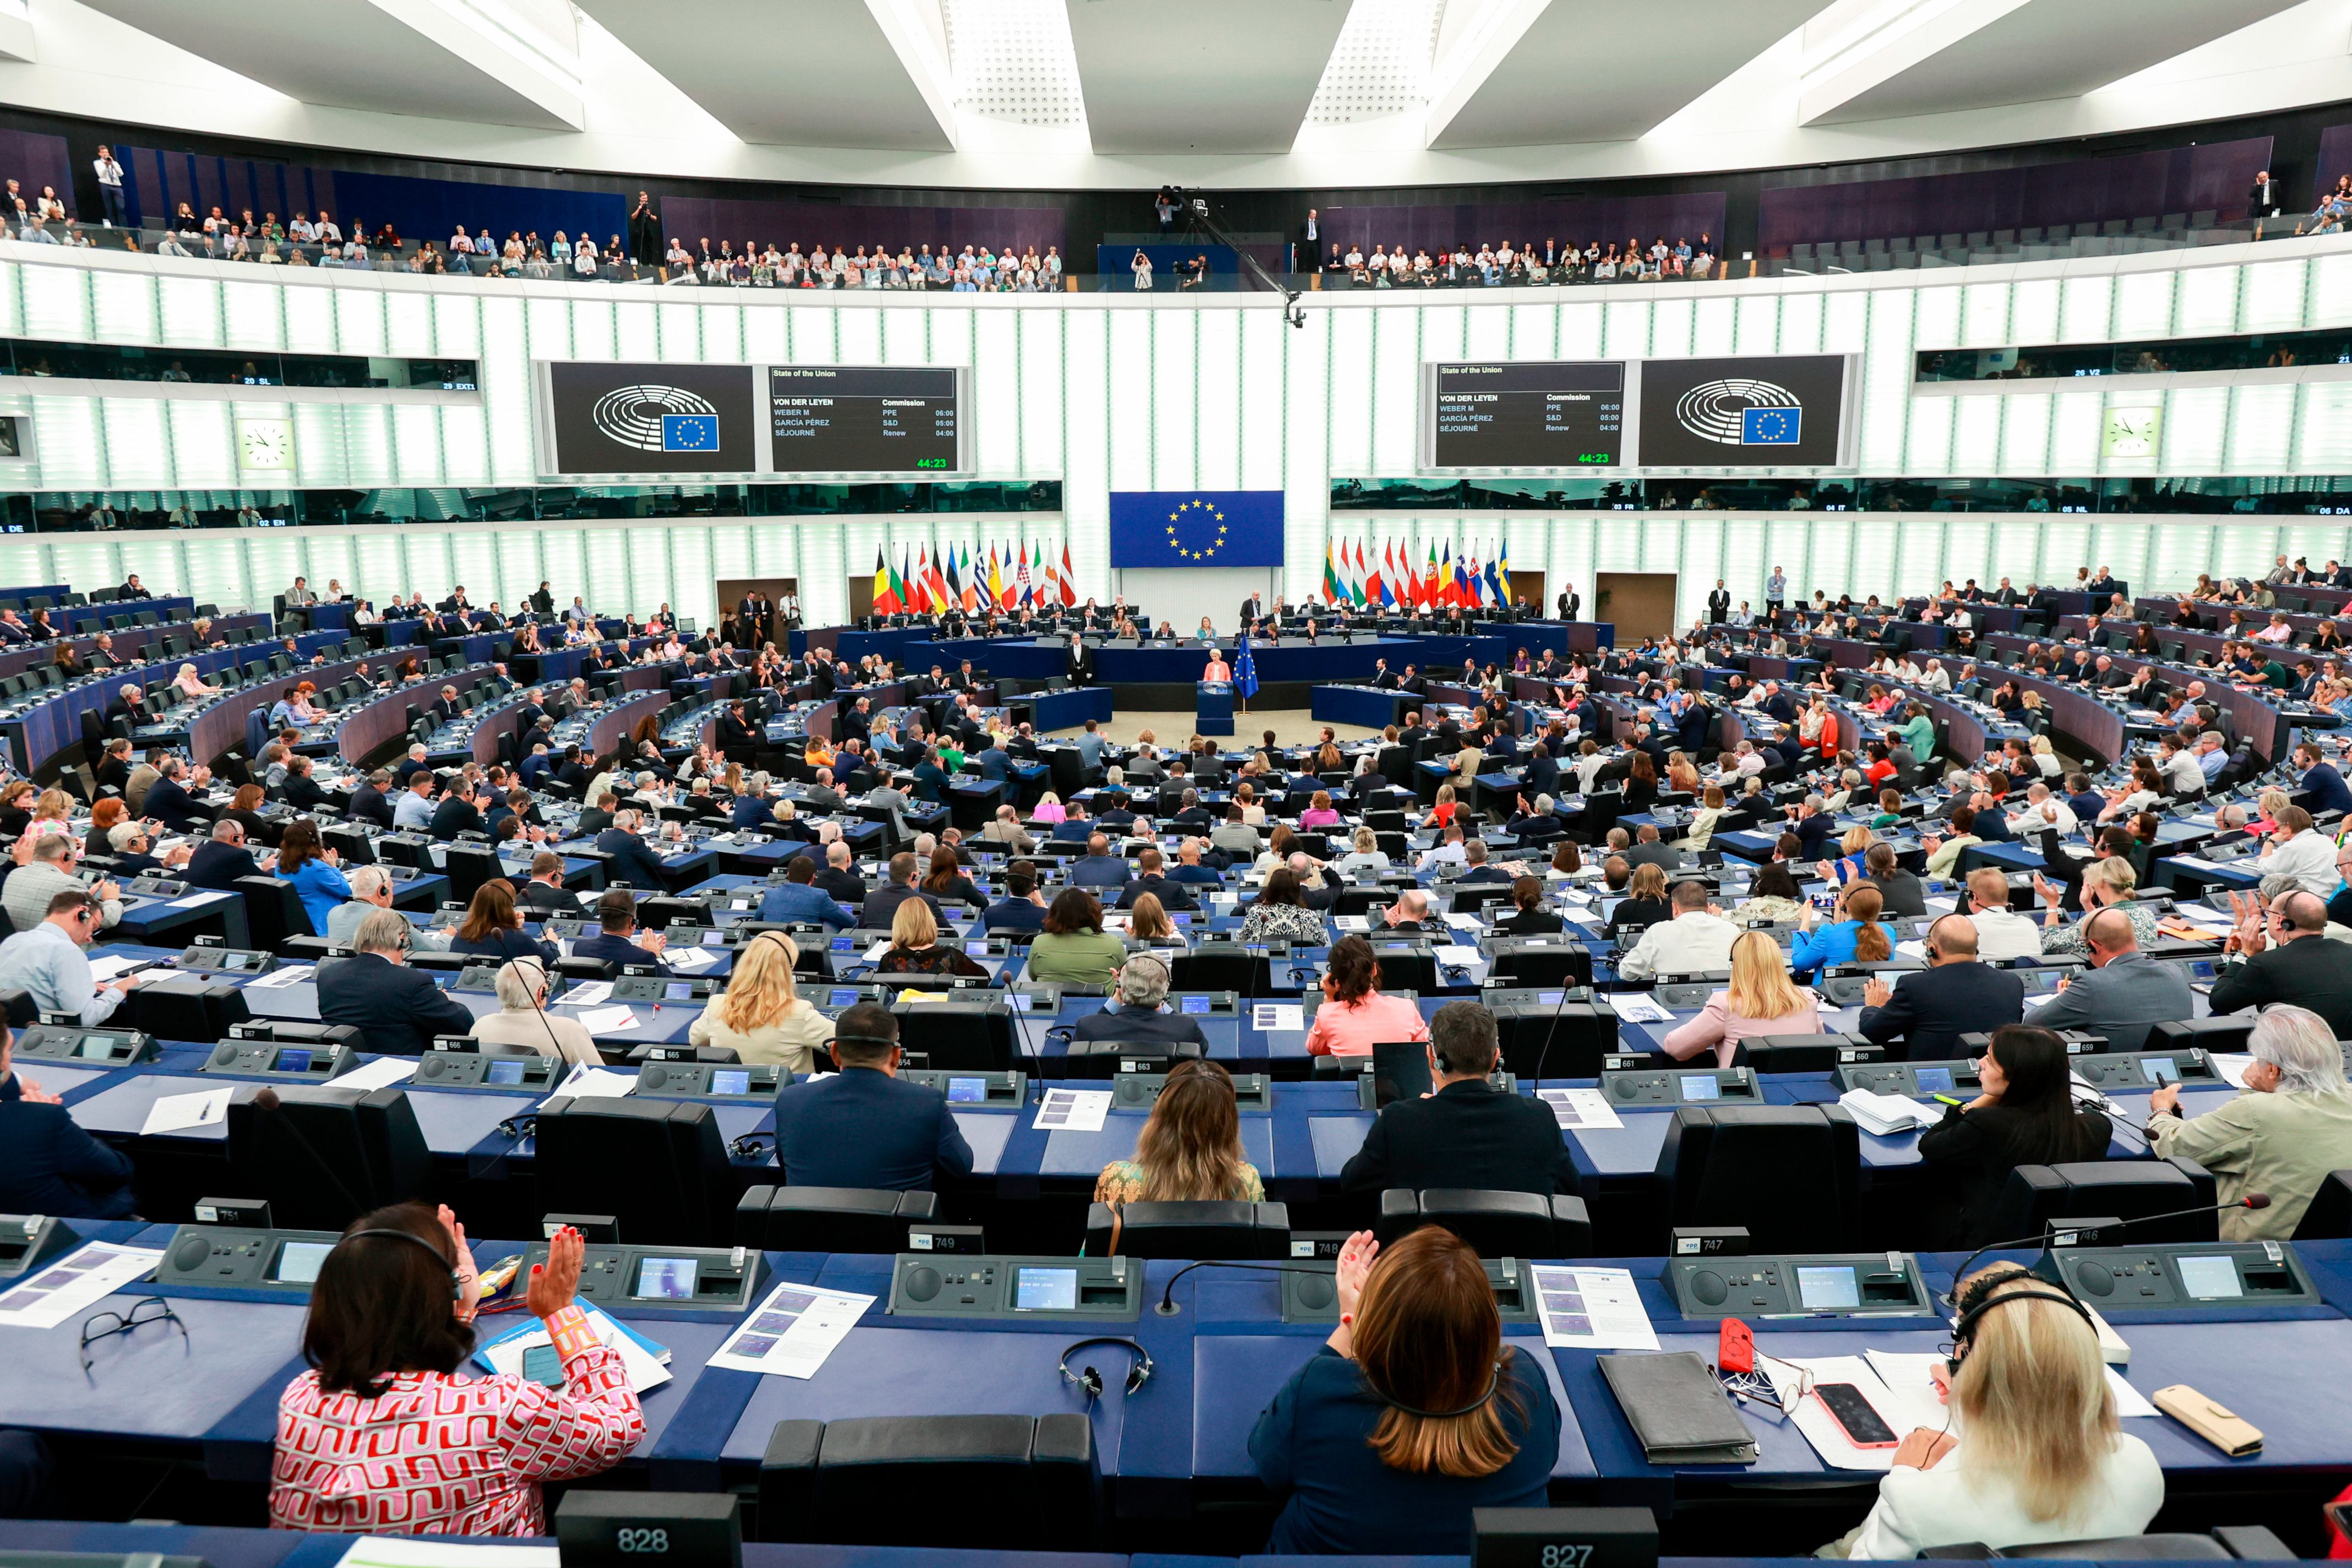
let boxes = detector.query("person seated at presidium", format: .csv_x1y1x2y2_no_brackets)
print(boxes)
1249,1226,1561,1555
1095,1058,1263,1205
270,1208,643,1534
1816,1261,2161,1559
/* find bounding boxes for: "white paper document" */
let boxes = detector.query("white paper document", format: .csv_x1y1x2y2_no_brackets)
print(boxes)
1838,1087,1939,1136
85,954,142,981
139,1086,233,1135
334,1536,560,1568
1331,916,1370,933
243,963,314,990
1529,1265,1658,1351
1537,1087,1625,1130
562,980,615,1008
170,890,235,908
707,1280,875,1379
570,1006,640,1035
1034,1087,1112,1133
1608,993,1675,1024
557,1064,638,1099
334,1056,419,1092
1253,1003,1305,1032
666,945,720,971
2209,1053,2256,1089
1776,1355,1937,1471
0,1243,165,1329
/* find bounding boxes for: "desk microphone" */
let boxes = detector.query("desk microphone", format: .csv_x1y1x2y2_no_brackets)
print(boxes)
1151,1257,1332,1317
1940,1191,2270,1309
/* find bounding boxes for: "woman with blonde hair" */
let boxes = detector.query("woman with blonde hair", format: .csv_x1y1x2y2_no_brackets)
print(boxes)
876,896,988,977
1033,790,1068,825
1094,1059,1261,1204
172,661,220,699
1604,861,1672,939
1665,754,1701,796
1250,1227,1560,1554
2035,856,2160,956
1828,1262,2160,1558
689,932,830,1070
1422,782,1460,831
28,788,73,843
1661,931,1822,1066
1126,891,1182,945
1335,825,1387,874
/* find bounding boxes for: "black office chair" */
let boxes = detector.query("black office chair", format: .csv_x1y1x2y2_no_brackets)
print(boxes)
123,977,252,1042
1171,948,1273,996
532,1097,735,1245
1921,1527,2291,1560
1735,1033,1877,1074
2148,1016,2252,1054
1060,1035,1205,1076
442,844,503,910
1485,938,1594,988
733,1185,938,1253
890,994,1016,1070
759,1414,1101,1549
225,1084,433,1232
1654,1104,1861,1253
1082,1200,1289,1258
2291,1171,2352,1240
1981,1160,2213,1245
235,875,315,953
1494,1002,1619,1079
1374,1189,1592,1259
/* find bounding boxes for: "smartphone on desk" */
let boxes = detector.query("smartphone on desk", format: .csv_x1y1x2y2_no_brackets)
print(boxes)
1814,1382,1899,1449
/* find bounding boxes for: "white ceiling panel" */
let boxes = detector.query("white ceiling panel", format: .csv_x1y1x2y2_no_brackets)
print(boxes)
1430,0,1839,148
1802,0,2308,124
76,0,584,128
1065,0,1356,154
575,0,956,149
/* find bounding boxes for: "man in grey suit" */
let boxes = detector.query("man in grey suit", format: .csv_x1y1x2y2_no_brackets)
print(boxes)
2033,907,2192,1052
1621,824,1683,875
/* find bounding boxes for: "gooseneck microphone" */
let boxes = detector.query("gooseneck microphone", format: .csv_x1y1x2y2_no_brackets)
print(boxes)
1940,1192,2271,1309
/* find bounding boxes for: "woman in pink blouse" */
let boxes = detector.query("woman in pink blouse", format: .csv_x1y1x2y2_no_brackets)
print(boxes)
270,1206,643,1536
1298,789,1342,830
1303,935,1431,1059
1659,931,1821,1068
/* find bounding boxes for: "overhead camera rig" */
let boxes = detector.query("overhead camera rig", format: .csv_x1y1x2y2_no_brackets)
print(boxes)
1161,186,1306,328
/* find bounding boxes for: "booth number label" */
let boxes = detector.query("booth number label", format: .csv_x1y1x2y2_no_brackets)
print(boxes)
1541,1548,1594,1568
616,1529,671,1553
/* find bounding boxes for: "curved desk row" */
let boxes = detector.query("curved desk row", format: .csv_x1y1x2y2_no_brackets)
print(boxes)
1980,634,2304,762
0,596,198,680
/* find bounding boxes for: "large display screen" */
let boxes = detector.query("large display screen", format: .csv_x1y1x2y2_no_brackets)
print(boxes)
540,361,760,476
1635,353,1850,467
1423,361,1625,469
769,366,963,474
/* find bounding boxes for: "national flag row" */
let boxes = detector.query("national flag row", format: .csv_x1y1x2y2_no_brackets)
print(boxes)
870,542,1077,616
1321,538,1513,609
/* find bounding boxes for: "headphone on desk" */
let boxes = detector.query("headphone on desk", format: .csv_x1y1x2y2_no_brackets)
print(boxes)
1058,1336,1154,1399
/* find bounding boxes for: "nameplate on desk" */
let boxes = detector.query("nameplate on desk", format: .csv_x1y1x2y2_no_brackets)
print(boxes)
170,891,236,908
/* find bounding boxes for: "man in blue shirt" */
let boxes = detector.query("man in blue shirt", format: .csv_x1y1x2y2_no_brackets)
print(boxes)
393,771,438,830
759,856,853,930
771,1003,973,1191
1070,832,1131,889
2196,731,2230,784
1073,719,1109,780
2298,741,2352,818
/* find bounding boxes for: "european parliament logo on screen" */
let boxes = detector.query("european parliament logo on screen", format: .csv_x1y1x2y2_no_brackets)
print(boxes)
1637,355,1847,467
1107,491,1286,568
543,361,756,476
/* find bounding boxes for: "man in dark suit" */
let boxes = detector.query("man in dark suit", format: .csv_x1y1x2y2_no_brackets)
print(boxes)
771,1003,973,1191
1064,634,1095,685
1455,841,1513,884
1372,658,1400,690
1069,834,1132,890
1339,1002,1577,1196
2035,907,2193,1053
185,819,273,889
318,907,477,1055
514,852,584,917
0,1026,138,1217
2297,741,2352,819
859,851,941,929
1398,664,1429,697
571,888,672,973
1114,847,1197,910
1706,580,1731,623
1239,592,1266,625
595,809,674,890
2209,889,2352,1038
1071,954,1208,1051
813,841,867,906
837,698,872,749
983,862,1049,933
1855,916,2024,1059
1556,585,1580,620
429,777,486,842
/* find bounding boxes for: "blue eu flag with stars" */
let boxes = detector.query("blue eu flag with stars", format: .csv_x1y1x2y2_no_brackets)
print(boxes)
1234,634,1258,700
1107,491,1286,568
663,413,719,453
1741,407,1800,445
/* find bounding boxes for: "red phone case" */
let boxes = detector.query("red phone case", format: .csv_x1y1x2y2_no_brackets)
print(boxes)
1814,1384,1900,1449
1718,1317,1754,1375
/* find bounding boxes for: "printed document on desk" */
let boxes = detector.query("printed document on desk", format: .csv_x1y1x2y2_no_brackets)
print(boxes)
140,1086,233,1135
335,1537,559,1568
1537,1087,1624,1130
0,1243,165,1329
1035,1087,1112,1133
1530,1265,1658,1350
708,1280,874,1379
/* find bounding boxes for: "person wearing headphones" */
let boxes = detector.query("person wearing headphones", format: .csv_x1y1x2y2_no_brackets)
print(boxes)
1339,1001,1575,1197
1823,1262,2161,1558
769,1002,973,1191
1072,953,1209,1050
271,1206,644,1534
1249,1225,1561,1554
469,959,599,1065
319,908,476,1057
688,932,829,1071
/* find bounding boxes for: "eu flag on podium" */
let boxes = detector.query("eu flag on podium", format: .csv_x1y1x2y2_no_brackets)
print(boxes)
1234,634,1259,700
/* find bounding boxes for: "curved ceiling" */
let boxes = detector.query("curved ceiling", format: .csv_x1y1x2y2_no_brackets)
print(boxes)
6,0,2349,189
